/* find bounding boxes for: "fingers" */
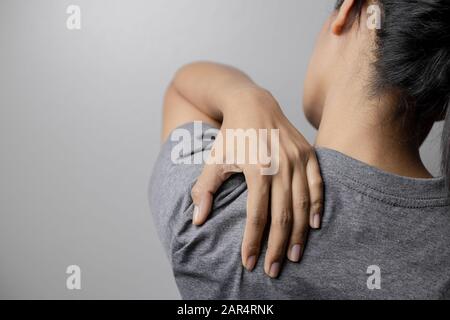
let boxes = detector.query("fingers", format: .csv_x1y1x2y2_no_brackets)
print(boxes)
264,170,293,278
241,172,271,272
306,151,324,229
287,167,310,263
191,163,238,225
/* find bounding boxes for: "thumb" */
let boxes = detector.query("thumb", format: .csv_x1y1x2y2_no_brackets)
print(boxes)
191,163,240,225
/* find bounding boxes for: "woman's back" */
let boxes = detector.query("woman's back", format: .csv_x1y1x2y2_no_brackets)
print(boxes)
150,122,450,299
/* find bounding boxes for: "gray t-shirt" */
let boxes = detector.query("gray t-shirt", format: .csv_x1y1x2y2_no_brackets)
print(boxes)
149,122,450,299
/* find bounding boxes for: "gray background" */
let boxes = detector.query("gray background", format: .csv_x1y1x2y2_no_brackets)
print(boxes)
0,0,443,299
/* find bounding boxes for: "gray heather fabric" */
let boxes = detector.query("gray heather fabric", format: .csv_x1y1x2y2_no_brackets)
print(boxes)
149,122,450,300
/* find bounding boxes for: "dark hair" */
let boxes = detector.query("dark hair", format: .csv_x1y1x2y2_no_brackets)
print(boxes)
335,0,450,190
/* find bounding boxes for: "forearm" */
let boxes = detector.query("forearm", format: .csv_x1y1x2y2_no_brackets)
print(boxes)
162,61,282,141
171,61,268,122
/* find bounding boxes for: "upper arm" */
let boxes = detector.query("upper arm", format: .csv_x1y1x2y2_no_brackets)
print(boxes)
150,122,249,299
162,84,220,142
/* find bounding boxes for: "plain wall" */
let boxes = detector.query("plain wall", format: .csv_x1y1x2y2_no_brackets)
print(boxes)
0,0,443,299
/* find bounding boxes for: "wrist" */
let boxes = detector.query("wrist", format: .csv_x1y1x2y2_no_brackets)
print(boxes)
222,86,282,115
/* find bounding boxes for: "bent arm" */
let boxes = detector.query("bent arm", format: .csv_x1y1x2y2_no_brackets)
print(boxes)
162,61,266,141
160,61,324,279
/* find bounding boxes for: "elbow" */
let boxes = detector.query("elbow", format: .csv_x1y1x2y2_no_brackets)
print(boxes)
172,60,219,86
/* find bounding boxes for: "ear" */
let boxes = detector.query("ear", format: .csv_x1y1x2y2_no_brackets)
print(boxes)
331,0,357,35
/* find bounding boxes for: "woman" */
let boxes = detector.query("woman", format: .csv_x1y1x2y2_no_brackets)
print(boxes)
150,0,450,299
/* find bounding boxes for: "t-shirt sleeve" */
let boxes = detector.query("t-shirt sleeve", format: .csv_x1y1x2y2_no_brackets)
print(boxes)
148,122,249,299
149,122,217,254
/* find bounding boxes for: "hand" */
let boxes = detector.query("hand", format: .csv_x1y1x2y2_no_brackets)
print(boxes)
190,88,323,278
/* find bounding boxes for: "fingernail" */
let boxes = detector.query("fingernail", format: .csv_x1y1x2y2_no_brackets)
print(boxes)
289,244,301,262
193,205,199,224
246,256,256,271
269,262,280,278
313,213,321,229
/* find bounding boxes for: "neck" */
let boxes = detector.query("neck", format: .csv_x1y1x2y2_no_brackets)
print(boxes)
314,78,432,179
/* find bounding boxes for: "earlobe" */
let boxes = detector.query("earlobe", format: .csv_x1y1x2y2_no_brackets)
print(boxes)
331,0,356,35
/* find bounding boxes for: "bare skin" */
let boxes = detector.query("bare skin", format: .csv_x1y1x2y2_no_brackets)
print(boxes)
305,0,432,178
163,64,323,279
161,0,435,279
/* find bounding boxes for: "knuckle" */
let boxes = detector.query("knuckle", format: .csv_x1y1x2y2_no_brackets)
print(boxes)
277,151,289,168
311,200,323,212
310,178,323,190
280,151,290,166
216,165,230,180
294,146,310,161
242,242,260,254
272,210,293,227
303,144,314,154
190,185,203,201
294,196,310,211
248,213,268,228
290,147,301,160
298,145,313,159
